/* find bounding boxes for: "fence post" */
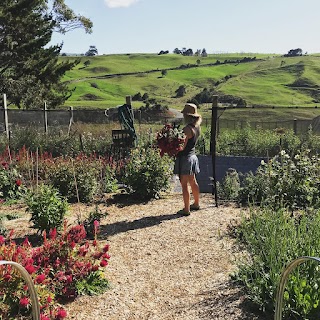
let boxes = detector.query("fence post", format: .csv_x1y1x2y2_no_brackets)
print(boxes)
293,118,297,135
210,95,218,207
44,101,48,134
3,94,9,140
68,106,74,136
126,95,134,121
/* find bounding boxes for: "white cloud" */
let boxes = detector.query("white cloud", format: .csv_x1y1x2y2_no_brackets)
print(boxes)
104,0,140,8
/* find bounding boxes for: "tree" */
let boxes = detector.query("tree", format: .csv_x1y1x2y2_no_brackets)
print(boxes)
175,85,186,98
161,69,167,77
201,48,207,57
284,48,303,57
0,0,92,109
85,45,98,56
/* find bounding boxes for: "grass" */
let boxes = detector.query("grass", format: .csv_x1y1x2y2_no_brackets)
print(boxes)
60,53,320,121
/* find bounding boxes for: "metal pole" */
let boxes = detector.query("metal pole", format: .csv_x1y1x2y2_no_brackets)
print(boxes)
210,95,218,207
3,94,9,139
44,101,48,134
274,256,320,320
0,261,40,320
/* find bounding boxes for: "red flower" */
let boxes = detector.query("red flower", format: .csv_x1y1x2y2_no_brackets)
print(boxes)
25,264,36,274
100,260,108,267
103,244,110,252
55,308,67,319
41,314,50,320
15,179,22,186
19,297,30,308
0,235,5,245
35,274,46,284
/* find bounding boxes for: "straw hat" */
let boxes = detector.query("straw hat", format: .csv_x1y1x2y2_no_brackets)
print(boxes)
181,103,200,117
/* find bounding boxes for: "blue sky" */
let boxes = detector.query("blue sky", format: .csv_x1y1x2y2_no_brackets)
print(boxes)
50,0,320,55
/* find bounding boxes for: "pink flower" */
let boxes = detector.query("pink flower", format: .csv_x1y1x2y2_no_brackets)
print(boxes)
55,308,67,319
25,264,36,274
100,260,108,267
49,228,57,240
19,297,30,308
41,314,50,320
0,235,5,245
103,244,110,252
35,274,46,284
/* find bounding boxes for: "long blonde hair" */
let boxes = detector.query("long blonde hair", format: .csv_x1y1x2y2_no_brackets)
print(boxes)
183,114,202,128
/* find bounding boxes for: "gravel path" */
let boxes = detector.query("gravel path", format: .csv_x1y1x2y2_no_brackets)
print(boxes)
64,193,261,320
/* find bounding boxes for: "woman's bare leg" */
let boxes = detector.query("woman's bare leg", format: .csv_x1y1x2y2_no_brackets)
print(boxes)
189,175,200,206
179,175,190,211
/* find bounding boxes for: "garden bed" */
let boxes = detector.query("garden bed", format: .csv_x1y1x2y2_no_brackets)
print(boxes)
2,193,264,319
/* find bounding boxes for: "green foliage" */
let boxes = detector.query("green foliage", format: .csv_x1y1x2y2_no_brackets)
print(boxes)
233,207,320,319
26,184,69,232
238,150,320,210
217,168,240,200
82,205,108,237
103,165,118,193
217,126,300,157
0,163,25,200
124,147,173,199
75,271,109,296
46,156,99,202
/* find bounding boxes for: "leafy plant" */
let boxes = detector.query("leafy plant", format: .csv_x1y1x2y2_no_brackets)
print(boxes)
233,207,320,319
217,168,240,200
26,184,69,232
82,205,108,237
123,147,173,199
0,162,25,201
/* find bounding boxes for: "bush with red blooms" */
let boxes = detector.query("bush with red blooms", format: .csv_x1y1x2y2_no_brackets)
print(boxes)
156,124,186,157
0,222,110,319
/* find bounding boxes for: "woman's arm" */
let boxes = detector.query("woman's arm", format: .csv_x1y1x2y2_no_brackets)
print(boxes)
181,125,194,150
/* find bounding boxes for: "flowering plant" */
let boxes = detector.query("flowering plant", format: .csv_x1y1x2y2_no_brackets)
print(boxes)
156,124,186,157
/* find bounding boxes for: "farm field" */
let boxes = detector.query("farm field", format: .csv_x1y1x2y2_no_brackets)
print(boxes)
60,53,320,121
2,193,263,320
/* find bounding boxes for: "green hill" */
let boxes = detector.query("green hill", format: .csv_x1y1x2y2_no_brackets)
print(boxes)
61,53,320,121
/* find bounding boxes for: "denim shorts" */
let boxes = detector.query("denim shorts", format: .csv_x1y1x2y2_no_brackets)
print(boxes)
173,154,200,176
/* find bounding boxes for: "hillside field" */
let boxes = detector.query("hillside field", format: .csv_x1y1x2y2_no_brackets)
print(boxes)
61,53,320,121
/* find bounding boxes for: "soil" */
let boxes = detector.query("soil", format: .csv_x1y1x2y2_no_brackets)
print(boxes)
2,192,265,320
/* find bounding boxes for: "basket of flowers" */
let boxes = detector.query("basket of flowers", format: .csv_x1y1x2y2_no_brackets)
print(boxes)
156,123,186,157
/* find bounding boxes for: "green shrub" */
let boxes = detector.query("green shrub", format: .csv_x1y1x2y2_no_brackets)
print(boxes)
123,147,173,199
238,150,320,210
0,162,25,200
26,184,69,232
233,207,320,319
82,205,108,237
46,156,99,203
217,168,240,200
102,164,118,193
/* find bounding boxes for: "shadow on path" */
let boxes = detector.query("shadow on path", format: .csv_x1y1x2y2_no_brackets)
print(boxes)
99,212,184,239
194,281,267,320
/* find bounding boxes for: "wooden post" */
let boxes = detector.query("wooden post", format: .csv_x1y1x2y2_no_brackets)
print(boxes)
293,119,297,135
210,95,218,207
44,101,48,134
126,95,134,121
68,106,74,136
3,94,9,140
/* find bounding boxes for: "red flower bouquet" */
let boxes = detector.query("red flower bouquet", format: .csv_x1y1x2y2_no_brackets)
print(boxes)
156,124,186,157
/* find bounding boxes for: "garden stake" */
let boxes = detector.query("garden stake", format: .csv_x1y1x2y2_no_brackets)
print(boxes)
274,256,320,320
0,260,40,320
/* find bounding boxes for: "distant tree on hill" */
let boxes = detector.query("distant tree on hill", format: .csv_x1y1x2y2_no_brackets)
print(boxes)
173,48,181,54
161,70,167,77
83,60,91,68
85,45,98,56
284,48,303,57
158,50,169,55
201,48,207,57
175,85,186,97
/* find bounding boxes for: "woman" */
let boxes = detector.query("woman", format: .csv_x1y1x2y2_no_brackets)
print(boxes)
174,103,202,216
